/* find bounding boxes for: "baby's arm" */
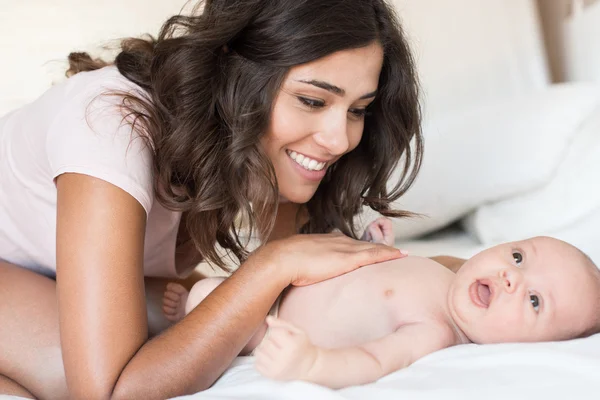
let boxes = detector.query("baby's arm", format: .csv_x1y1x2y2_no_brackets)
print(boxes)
255,317,455,389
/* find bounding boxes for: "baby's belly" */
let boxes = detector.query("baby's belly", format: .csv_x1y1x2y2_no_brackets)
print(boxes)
278,264,402,349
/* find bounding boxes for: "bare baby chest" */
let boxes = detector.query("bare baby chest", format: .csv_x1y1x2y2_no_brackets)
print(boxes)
278,256,451,348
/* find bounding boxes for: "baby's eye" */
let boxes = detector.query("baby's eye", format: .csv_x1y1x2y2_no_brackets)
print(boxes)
529,294,540,312
512,251,523,265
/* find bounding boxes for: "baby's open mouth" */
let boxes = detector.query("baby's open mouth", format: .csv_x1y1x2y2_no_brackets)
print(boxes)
469,280,492,308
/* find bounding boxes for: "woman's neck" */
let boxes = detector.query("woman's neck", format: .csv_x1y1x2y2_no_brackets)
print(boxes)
267,202,308,243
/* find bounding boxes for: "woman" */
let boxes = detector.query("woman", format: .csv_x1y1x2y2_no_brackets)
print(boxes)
0,0,423,398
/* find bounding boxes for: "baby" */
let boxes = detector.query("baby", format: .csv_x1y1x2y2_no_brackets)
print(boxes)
163,228,600,389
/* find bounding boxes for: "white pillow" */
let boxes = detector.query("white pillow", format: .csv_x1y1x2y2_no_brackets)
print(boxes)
382,83,600,240
464,99,600,249
541,205,600,265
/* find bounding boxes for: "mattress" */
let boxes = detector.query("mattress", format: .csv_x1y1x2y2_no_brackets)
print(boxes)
178,330,600,400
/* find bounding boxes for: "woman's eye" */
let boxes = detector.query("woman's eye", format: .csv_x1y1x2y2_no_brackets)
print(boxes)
512,251,523,265
348,108,369,119
529,294,540,312
297,96,324,109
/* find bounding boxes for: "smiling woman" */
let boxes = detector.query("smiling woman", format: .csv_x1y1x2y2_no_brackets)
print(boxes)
0,0,422,398
264,43,384,204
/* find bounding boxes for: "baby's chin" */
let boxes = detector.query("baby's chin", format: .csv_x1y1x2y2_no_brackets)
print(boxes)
467,328,546,344
453,321,486,344
461,328,505,344
451,313,521,344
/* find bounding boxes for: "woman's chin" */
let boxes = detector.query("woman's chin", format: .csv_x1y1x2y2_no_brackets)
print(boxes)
278,188,317,205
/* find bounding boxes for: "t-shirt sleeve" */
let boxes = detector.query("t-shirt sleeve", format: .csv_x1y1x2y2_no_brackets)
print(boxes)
46,82,155,216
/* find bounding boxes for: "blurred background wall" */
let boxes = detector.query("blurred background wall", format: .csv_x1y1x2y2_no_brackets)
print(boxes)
536,0,600,82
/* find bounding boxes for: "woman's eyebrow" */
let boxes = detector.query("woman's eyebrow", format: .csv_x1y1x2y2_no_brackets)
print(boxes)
296,79,377,99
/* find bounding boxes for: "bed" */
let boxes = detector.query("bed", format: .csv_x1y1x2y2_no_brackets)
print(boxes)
178,331,600,400
182,227,600,400
2,0,600,399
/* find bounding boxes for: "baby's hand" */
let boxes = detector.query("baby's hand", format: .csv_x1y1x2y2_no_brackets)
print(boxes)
255,316,318,381
361,217,395,246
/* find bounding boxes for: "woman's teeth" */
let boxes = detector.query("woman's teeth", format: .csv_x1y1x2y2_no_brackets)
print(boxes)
287,151,326,171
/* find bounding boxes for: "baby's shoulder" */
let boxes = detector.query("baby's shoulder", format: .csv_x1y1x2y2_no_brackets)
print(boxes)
377,255,447,272
408,255,452,270
383,255,454,286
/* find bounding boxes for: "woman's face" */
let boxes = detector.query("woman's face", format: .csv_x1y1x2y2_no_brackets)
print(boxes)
262,42,384,204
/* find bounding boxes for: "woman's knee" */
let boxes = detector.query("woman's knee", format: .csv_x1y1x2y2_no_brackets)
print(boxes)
0,261,68,399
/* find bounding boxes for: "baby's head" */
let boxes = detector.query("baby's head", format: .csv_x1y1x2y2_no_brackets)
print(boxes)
448,236,600,344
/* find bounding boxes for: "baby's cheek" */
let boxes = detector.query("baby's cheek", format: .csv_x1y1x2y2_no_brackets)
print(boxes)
486,311,526,342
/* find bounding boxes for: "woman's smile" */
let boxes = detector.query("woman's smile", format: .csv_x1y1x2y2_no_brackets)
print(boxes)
285,150,330,182
286,150,328,171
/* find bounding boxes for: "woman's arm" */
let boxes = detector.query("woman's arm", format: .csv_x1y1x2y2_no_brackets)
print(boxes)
56,174,403,399
429,256,466,273
56,173,286,399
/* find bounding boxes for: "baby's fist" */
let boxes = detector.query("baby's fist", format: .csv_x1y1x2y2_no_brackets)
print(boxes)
255,317,318,381
361,217,394,246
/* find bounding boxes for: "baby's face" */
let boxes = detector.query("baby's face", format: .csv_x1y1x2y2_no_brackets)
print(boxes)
448,237,599,344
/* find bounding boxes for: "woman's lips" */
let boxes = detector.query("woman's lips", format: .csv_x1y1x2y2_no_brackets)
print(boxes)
286,152,328,182
469,279,492,308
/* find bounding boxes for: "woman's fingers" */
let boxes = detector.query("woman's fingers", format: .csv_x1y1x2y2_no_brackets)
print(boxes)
352,243,407,266
359,248,402,266
348,239,405,255
264,232,407,287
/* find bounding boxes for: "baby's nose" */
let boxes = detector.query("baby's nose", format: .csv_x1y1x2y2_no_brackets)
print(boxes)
499,269,519,294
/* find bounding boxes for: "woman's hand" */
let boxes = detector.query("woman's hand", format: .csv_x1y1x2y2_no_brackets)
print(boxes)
360,217,394,246
254,232,406,287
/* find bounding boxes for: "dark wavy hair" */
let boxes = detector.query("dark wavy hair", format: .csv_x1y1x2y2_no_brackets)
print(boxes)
67,0,423,271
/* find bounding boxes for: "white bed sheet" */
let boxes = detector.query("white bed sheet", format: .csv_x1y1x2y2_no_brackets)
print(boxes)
178,334,600,400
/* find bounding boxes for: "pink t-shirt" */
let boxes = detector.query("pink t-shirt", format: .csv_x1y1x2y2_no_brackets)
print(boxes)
0,66,192,278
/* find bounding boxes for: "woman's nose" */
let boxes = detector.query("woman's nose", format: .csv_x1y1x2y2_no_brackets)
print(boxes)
312,115,350,156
